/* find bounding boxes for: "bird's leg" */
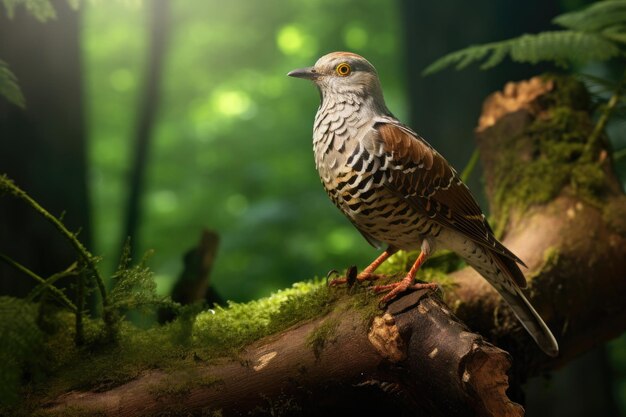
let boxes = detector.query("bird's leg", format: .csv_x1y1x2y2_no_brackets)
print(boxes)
372,240,438,304
357,246,398,281
329,246,397,287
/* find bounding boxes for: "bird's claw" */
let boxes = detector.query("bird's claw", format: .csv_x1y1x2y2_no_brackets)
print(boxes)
346,265,357,287
328,265,359,288
326,269,340,284
373,281,439,308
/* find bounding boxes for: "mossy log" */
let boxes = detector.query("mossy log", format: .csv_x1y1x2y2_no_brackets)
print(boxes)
38,75,626,416
41,290,519,417
451,76,626,379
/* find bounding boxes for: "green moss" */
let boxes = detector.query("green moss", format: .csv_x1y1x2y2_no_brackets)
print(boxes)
17,263,455,413
602,195,626,237
193,279,334,352
491,75,609,233
542,246,560,267
527,247,560,284
37,280,332,398
539,73,592,111
348,288,384,325
306,317,340,359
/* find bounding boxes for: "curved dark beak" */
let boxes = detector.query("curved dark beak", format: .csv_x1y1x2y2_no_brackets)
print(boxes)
287,66,317,80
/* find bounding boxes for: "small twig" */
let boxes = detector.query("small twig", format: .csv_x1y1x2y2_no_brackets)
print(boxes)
614,147,626,161
585,67,626,160
0,252,77,312
26,262,78,303
460,149,480,183
0,175,109,318
75,267,86,345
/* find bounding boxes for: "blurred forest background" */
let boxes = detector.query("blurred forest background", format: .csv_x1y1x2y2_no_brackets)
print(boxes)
0,0,625,416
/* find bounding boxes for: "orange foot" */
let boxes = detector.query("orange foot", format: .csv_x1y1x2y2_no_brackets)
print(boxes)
328,248,397,287
372,279,438,305
372,247,437,305
328,267,386,287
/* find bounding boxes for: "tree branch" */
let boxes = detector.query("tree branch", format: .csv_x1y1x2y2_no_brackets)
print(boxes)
37,75,626,416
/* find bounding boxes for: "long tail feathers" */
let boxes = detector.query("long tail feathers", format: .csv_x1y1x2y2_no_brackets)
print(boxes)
497,283,559,357
492,253,559,357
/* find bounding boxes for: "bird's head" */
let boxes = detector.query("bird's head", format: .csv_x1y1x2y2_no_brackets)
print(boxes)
288,52,385,104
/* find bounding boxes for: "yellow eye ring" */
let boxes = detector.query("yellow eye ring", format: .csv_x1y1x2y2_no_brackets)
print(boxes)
336,63,351,76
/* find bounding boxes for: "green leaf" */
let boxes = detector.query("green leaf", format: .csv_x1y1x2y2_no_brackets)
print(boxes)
66,0,81,10
509,31,620,65
422,41,509,75
0,60,25,108
577,72,619,93
423,31,621,75
554,0,626,33
601,24,626,44
2,0,56,22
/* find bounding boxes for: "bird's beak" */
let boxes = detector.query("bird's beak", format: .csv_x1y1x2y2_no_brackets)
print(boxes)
287,66,318,80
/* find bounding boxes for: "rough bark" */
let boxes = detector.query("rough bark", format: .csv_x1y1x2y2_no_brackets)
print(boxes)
450,77,626,380
38,77,626,416
44,290,522,417
0,0,90,298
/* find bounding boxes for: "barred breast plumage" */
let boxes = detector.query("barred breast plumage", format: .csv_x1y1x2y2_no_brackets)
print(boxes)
289,51,558,357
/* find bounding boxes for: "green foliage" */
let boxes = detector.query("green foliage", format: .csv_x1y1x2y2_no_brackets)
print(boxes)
0,175,110,344
1,0,86,20
0,176,180,407
489,75,609,234
193,279,332,352
84,0,403,301
0,297,44,406
1,0,56,22
108,245,175,319
0,60,25,108
424,1,626,75
424,31,621,75
0,279,333,411
306,316,340,359
553,0,626,33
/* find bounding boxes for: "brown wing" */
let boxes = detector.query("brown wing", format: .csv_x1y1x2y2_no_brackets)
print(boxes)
373,121,527,274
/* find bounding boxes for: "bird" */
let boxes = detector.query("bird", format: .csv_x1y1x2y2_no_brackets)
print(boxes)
287,51,559,357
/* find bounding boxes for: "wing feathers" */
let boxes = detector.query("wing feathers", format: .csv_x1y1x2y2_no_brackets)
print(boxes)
374,121,526,271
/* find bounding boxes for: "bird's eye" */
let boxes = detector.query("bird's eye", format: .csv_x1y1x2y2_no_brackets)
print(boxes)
336,63,351,76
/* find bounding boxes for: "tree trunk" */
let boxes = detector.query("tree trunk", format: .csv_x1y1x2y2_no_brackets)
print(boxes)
0,0,90,297
121,0,170,260
38,76,626,416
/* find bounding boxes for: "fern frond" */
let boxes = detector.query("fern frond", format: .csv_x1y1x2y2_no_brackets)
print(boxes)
0,60,25,108
510,31,620,65
576,73,619,95
1,0,56,21
109,250,174,315
424,31,621,75
423,41,506,75
601,24,626,44
554,0,626,32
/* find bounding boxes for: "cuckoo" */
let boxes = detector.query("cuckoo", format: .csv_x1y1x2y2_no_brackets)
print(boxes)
288,51,558,356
